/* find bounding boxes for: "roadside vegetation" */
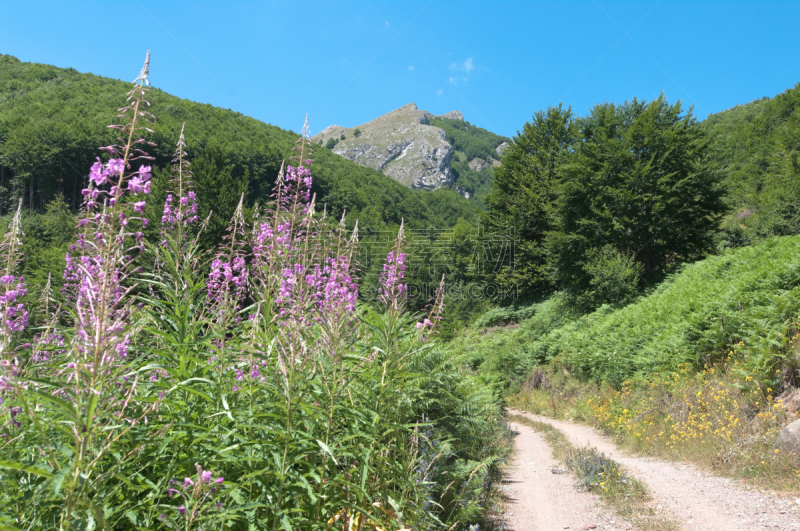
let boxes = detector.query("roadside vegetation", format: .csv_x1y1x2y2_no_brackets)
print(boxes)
508,346,799,491
454,234,800,490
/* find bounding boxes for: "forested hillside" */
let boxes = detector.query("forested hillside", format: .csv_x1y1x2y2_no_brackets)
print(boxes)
430,116,509,205
0,54,478,231
702,82,800,244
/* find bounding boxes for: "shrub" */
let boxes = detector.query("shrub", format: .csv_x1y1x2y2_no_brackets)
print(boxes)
579,244,643,307
353,128,361,138
455,235,800,391
325,137,337,150
339,133,346,140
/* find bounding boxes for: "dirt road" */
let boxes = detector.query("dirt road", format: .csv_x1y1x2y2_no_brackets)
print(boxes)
505,409,800,530
502,420,638,531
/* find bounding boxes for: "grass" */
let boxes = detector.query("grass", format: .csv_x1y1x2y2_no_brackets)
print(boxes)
508,414,679,530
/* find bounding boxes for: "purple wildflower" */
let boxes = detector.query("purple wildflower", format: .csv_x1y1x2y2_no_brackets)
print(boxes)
379,221,408,312
1,200,28,360
416,318,433,330
0,274,28,334
207,256,247,310
160,123,200,237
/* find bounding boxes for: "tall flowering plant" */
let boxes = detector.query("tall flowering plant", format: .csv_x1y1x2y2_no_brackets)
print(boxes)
63,50,153,365
8,51,159,527
0,52,494,531
138,123,212,416
0,199,27,360
160,123,199,244
379,220,408,314
0,199,27,443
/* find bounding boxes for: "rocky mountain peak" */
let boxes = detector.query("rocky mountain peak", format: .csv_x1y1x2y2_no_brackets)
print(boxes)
312,103,452,190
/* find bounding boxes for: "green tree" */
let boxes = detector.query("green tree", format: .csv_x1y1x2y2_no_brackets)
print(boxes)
192,143,249,245
354,128,362,138
702,81,800,242
326,138,337,150
579,245,643,307
483,104,577,299
550,95,726,292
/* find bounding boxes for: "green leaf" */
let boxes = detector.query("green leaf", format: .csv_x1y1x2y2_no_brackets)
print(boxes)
388,496,402,521
90,502,112,531
316,440,338,465
52,463,71,494
0,460,53,479
360,449,372,491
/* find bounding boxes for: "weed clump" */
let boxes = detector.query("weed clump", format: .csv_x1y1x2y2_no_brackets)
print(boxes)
0,52,509,531
564,447,628,492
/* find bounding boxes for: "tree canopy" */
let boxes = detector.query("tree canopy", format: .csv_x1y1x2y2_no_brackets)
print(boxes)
484,104,577,297
486,96,727,306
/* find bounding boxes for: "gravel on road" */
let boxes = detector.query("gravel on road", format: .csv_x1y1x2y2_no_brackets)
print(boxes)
502,420,639,531
507,409,800,531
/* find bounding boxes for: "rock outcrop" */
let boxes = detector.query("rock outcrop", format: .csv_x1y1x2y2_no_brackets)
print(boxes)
313,103,453,190
495,141,510,157
775,418,800,458
438,110,463,121
469,158,494,172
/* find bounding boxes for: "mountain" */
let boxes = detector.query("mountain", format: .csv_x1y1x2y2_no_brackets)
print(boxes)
313,103,453,190
429,116,510,204
313,103,510,204
0,55,479,232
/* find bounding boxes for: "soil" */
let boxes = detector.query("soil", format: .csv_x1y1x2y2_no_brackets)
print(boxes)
501,419,639,530
503,409,800,530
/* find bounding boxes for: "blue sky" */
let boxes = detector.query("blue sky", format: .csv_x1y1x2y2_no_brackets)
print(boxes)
1,1,799,138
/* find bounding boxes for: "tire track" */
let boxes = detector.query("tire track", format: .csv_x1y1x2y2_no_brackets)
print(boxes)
502,420,639,530
508,409,800,530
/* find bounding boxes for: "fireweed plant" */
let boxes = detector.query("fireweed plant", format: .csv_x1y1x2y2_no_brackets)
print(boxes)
0,53,510,530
